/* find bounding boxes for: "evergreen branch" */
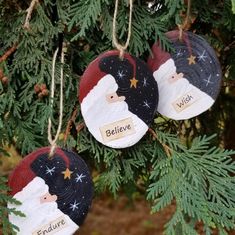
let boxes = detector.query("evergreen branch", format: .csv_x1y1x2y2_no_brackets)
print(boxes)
161,0,184,21
0,177,25,235
147,132,235,234
148,128,172,157
68,0,108,40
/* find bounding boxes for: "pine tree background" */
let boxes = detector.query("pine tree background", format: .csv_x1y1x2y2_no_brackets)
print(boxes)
0,0,235,234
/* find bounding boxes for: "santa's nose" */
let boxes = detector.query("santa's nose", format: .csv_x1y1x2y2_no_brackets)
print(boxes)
51,194,58,201
106,92,125,103
168,72,184,83
40,192,58,203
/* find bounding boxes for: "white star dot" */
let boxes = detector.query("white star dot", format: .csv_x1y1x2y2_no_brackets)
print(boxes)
45,166,56,176
70,200,80,211
75,173,86,183
176,49,183,57
197,50,207,62
143,78,148,87
117,70,125,79
143,100,151,109
203,74,213,86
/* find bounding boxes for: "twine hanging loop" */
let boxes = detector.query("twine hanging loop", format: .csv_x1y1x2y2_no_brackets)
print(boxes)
112,0,133,59
48,45,65,157
178,0,192,41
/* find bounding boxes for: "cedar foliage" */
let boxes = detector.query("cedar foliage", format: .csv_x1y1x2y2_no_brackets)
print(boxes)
0,0,235,234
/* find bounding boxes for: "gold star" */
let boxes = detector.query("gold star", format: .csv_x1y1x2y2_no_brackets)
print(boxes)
130,77,138,88
62,168,73,179
187,55,196,65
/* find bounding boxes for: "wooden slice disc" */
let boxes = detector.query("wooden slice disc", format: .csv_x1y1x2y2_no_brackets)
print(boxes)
148,30,222,120
79,50,158,148
8,147,93,234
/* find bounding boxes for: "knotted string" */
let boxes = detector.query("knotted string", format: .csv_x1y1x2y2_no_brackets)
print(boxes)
178,0,192,41
112,0,133,59
48,46,65,157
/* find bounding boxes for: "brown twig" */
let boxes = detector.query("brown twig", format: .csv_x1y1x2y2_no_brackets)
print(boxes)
222,80,235,87
0,44,18,63
76,122,85,133
148,128,173,157
148,127,158,140
23,0,39,30
224,40,235,51
64,107,78,143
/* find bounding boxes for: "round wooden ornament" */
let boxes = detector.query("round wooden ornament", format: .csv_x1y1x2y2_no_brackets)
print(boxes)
148,30,222,120
8,147,93,235
79,50,158,148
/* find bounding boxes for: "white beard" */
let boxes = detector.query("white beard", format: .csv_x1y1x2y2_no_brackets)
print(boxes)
8,177,79,235
81,92,148,148
155,75,214,120
9,201,79,235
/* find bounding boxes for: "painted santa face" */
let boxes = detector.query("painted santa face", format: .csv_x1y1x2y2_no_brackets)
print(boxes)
81,74,144,147
79,50,158,148
148,30,222,120
8,147,93,235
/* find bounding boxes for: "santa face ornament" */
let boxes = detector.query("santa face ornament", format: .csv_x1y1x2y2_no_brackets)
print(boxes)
8,147,93,235
79,50,158,148
148,30,222,120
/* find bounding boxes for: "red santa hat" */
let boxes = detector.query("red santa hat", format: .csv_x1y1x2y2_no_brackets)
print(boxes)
13,177,48,204
79,50,137,103
147,42,177,83
147,30,192,73
147,42,171,72
79,56,106,103
8,147,70,196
